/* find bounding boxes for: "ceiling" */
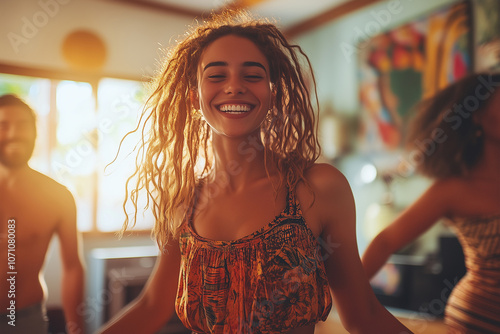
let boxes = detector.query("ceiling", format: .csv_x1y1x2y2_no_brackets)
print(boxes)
107,0,379,36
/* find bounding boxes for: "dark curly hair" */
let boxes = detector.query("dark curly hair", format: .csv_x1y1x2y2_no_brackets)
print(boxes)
406,72,500,179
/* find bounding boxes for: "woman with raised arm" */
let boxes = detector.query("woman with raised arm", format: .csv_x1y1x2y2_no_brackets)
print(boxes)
362,72,500,333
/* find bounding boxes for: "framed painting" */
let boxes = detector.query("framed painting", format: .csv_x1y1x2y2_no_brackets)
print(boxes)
357,1,472,160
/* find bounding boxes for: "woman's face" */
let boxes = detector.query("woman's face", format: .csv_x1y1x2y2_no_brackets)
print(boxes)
193,34,273,139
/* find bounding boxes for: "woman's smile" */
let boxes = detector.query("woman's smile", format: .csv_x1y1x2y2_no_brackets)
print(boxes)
218,103,253,114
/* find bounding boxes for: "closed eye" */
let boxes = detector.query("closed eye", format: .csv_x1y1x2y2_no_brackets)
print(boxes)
245,75,264,82
246,75,263,79
207,74,226,81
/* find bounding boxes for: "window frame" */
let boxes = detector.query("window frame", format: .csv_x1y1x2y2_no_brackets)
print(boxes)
0,63,152,235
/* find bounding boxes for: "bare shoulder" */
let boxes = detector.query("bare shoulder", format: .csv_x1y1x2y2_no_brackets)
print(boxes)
301,163,351,197
296,163,354,235
429,176,499,216
429,177,463,191
423,177,465,204
30,169,75,206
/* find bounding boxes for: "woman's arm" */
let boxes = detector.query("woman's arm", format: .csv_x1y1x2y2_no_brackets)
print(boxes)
304,164,411,333
97,240,181,334
362,180,451,280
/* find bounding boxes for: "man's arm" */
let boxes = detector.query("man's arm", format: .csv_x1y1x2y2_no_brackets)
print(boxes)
56,188,85,334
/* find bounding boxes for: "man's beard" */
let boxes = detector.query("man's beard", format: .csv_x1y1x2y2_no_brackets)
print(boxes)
0,140,35,168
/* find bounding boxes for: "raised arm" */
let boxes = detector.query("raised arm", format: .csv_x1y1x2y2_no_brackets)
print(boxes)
56,188,85,334
98,239,181,334
362,180,450,280
306,164,411,333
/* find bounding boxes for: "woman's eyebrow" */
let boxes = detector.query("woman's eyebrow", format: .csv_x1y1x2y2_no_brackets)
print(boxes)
204,61,227,71
203,61,267,72
243,61,266,72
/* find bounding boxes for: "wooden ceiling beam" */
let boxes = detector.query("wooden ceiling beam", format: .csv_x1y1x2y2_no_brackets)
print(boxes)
284,0,384,38
104,0,207,18
104,0,267,19
103,0,381,38
221,0,270,12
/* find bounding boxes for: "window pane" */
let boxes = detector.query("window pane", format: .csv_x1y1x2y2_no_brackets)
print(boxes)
52,80,96,231
96,78,153,232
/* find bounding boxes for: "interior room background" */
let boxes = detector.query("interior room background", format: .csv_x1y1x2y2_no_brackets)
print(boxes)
1,0,497,332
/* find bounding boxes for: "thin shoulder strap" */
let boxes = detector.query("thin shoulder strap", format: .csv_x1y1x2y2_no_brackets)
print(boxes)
285,186,302,216
187,179,205,222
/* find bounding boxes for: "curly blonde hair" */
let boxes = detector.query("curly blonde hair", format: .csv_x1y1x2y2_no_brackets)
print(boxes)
123,10,321,248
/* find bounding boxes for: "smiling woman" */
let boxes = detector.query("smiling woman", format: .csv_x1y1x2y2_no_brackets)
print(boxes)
98,9,411,334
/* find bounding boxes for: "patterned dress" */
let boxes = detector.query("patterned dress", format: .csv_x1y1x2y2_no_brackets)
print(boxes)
445,215,500,333
175,189,332,333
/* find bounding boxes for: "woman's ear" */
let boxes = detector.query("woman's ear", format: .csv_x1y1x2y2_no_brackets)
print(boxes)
190,89,200,110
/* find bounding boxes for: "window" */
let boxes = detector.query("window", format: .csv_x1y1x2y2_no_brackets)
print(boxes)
0,72,151,232
95,78,153,232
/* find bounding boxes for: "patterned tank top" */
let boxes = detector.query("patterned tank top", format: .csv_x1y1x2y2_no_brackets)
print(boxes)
445,214,500,333
175,188,333,333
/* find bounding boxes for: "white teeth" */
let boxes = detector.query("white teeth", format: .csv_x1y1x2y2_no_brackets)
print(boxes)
219,104,251,113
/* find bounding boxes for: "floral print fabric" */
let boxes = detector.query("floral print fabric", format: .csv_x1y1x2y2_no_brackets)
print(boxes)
175,189,333,333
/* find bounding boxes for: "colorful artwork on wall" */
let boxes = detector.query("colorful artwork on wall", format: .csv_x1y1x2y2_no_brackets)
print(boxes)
357,1,472,154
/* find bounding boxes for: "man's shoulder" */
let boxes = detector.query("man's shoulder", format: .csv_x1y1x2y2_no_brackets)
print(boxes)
30,169,74,200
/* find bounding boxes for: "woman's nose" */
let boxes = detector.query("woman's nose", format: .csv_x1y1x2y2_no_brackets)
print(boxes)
224,76,246,95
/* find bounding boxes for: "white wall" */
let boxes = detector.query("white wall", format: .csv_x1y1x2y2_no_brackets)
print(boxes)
0,0,195,78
